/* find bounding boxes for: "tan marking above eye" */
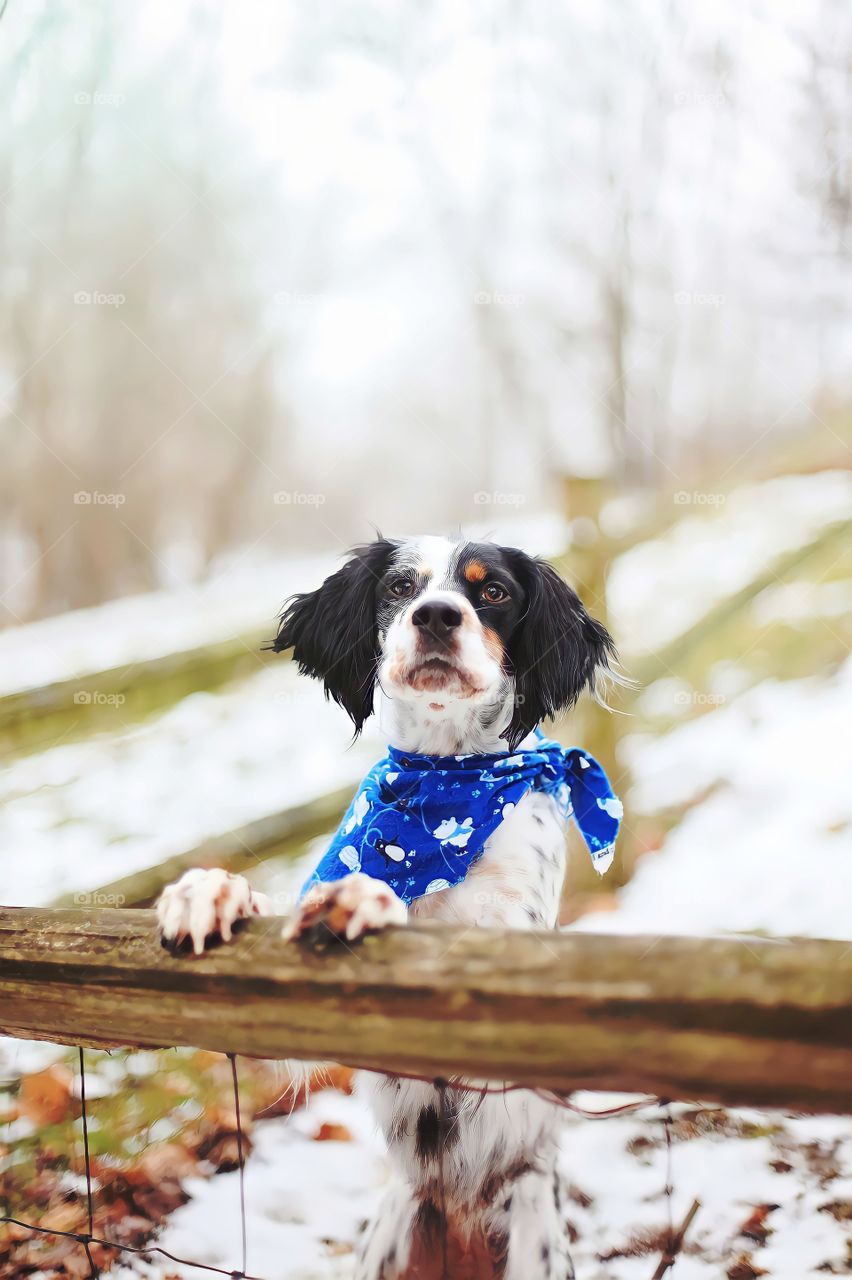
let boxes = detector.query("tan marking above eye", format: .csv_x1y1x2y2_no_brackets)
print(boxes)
464,561,487,583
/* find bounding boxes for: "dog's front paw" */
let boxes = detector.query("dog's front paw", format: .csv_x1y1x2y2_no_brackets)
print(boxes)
283,873,407,944
156,867,272,955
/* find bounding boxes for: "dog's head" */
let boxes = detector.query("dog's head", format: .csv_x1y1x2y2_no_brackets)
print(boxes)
272,535,615,749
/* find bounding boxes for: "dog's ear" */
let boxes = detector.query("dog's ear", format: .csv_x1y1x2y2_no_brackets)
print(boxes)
502,550,616,749
270,538,397,734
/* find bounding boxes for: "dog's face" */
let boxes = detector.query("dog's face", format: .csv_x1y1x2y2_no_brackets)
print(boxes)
376,536,523,712
272,535,615,749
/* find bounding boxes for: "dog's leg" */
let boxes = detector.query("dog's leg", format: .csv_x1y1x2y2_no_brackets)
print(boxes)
355,1180,418,1280
156,867,273,954
283,872,407,942
502,1167,575,1280
356,1173,573,1280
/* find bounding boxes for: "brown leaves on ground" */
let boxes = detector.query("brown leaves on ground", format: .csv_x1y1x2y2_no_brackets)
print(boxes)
1,1050,354,1278
727,1256,769,1279
819,1200,852,1223
614,1105,852,1274
0,1150,193,1277
738,1203,780,1245
16,1065,75,1128
598,1225,701,1263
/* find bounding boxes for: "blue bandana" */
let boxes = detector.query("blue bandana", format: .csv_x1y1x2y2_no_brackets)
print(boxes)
302,733,622,906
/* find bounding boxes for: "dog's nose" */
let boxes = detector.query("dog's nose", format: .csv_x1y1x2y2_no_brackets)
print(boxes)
412,602,463,638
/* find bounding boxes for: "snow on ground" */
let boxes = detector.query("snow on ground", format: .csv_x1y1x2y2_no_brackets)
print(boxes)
0,662,379,907
0,513,568,697
0,555,332,698
114,1093,852,1279
559,1101,852,1279
114,1088,388,1280
580,656,852,940
607,470,852,655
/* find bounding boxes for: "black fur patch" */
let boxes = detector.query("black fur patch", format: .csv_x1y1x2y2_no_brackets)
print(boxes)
501,549,616,749
269,538,398,735
486,1226,509,1271
415,1099,459,1160
479,1157,536,1207
412,1197,445,1249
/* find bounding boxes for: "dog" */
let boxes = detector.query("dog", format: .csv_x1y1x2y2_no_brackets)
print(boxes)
156,535,619,1279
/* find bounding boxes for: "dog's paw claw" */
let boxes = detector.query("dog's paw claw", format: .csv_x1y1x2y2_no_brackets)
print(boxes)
156,868,272,956
283,873,407,944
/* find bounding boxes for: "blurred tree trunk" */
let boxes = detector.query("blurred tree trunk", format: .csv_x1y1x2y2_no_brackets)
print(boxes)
552,474,633,913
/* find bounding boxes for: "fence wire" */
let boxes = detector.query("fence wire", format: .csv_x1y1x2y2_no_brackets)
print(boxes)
1,1048,692,1280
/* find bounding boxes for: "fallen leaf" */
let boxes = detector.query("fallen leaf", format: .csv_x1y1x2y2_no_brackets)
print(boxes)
137,1141,198,1182
323,1239,355,1256
313,1122,353,1142
18,1065,74,1127
819,1200,852,1223
38,1202,86,1234
727,1256,768,1279
739,1203,779,1245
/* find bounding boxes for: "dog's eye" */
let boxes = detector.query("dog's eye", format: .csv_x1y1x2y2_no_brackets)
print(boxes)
481,582,508,604
389,576,416,599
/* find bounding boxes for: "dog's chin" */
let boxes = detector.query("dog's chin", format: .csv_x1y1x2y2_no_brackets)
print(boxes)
408,657,474,695
382,654,498,703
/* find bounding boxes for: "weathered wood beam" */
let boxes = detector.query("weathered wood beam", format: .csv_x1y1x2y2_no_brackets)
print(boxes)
631,516,852,688
0,629,275,757
1,908,850,1113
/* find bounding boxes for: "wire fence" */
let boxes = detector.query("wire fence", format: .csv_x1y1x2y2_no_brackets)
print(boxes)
1,1048,260,1279
1,1043,703,1280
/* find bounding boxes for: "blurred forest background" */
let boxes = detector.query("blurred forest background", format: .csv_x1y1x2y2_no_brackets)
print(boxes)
2,2,852,1277
2,0,852,621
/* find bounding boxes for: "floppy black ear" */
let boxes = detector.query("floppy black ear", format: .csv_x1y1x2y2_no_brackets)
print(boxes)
270,538,397,734
502,551,616,749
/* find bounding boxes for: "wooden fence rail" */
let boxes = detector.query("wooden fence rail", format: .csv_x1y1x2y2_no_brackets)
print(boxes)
1,907,850,1114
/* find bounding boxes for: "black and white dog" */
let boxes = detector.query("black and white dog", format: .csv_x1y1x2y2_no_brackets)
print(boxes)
157,535,617,1280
